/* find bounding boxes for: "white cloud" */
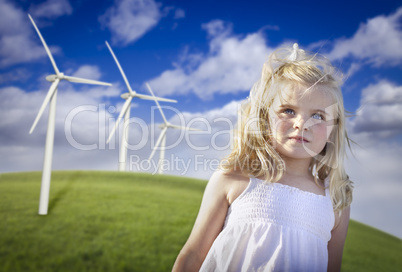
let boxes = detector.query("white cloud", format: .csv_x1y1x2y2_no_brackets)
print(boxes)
328,7,402,66
0,0,26,35
203,19,231,39
345,79,402,238
344,63,361,78
360,80,402,104
345,141,402,239
71,65,102,81
0,0,63,67
0,68,31,84
29,0,72,19
100,0,162,46
148,20,273,99
350,80,402,135
0,0,43,67
173,8,185,19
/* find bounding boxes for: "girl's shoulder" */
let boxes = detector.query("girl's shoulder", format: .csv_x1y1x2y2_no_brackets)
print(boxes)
209,169,250,205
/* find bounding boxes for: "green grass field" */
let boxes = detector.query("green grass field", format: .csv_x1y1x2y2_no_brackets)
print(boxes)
0,171,400,272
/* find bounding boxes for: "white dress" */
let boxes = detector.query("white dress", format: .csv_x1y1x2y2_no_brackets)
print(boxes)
199,177,335,272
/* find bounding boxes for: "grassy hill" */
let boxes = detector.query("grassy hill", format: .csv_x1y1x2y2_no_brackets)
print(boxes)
0,171,400,271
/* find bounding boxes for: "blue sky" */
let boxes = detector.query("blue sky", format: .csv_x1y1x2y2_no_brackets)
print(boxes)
1,0,402,238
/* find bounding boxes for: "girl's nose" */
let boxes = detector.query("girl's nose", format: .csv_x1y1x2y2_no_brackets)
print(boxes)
293,115,309,130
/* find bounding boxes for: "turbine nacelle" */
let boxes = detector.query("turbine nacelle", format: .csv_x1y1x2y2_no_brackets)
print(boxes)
121,91,144,100
105,41,177,145
46,73,64,82
28,14,112,135
120,92,131,99
146,83,201,170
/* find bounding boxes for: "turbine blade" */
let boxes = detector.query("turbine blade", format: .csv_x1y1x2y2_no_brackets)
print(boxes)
135,93,177,103
145,83,168,125
105,41,134,93
29,79,60,134
28,14,60,75
149,127,168,161
106,97,132,143
63,75,112,86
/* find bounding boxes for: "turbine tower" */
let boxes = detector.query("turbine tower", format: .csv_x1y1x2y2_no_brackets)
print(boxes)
28,14,112,215
105,42,177,171
146,83,200,174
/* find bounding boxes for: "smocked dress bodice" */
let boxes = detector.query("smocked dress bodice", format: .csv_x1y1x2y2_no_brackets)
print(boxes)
199,177,335,272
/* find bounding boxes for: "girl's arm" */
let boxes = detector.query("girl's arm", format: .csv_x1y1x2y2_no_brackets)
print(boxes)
172,171,232,272
327,206,351,272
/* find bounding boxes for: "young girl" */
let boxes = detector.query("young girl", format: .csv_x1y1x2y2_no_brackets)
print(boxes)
172,44,353,272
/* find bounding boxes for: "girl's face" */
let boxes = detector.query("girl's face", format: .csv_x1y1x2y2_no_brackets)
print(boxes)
270,85,337,161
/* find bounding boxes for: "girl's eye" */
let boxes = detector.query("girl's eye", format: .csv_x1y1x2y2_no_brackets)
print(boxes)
283,109,295,115
312,113,324,120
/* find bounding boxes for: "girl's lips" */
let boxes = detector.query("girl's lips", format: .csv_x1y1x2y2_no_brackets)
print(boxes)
289,136,310,143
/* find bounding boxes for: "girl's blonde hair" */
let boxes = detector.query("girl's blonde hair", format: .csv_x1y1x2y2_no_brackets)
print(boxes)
221,44,353,212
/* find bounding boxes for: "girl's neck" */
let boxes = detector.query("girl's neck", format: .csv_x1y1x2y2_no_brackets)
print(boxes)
282,157,312,179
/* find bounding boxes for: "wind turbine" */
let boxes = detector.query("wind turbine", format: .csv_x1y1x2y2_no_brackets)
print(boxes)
28,14,112,215
105,41,177,171
146,83,200,174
